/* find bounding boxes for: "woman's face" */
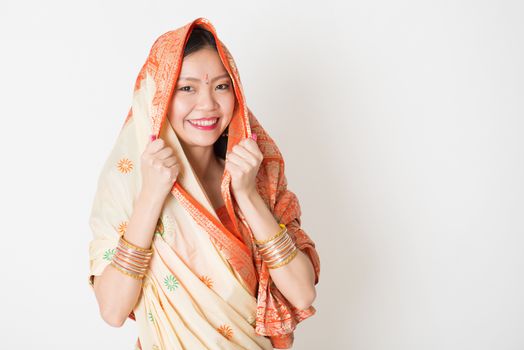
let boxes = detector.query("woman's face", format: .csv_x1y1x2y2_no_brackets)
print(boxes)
168,47,235,148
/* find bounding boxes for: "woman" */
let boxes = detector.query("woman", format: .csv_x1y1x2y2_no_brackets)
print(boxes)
88,17,320,350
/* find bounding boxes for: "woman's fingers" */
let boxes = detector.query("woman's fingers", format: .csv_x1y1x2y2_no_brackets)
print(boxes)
140,136,180,200
151,156,178,169
226,152,251,172
242,139,263,159
151,158,164,169
154,146,174,160
240,139,263,161
230,145,258,167
146,138,165,154
224,157,242,175
163,156,178,168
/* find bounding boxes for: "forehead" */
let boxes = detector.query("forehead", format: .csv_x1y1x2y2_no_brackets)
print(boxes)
179,48,228,76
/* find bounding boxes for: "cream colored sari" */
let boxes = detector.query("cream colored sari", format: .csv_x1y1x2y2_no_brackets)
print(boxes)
88,17,320,350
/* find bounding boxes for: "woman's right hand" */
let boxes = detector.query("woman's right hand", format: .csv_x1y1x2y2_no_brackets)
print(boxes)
140,135,180,201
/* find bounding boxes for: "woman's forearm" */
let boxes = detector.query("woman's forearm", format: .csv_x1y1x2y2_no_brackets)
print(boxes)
235,190,317,310
93,190,164,327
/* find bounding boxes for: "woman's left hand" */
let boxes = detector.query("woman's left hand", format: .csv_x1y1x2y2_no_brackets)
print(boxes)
225,134,262,198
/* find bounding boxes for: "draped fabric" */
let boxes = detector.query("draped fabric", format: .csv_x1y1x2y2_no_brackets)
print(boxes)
87,17,320,349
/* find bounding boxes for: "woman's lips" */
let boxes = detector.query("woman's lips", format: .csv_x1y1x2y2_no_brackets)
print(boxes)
187,117,219,130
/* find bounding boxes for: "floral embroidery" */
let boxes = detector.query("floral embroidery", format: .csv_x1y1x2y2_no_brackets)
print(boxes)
103,248,116,261
164,274,179,292
200,275,214,289
118,221,128,235
148,311,154,322
117,158,133,173
217,324,233,340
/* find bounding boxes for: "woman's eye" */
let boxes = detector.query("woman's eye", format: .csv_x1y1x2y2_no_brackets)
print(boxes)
179,86,192,92
216,83,230,90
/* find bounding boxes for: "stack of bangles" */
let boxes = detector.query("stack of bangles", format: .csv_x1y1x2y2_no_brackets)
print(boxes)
110,235,153,280
254,223,299,269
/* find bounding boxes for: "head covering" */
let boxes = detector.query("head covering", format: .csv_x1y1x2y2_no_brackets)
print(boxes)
88,17,320,349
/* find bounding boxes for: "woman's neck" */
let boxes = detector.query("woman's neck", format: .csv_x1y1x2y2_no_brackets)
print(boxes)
181,143,221,183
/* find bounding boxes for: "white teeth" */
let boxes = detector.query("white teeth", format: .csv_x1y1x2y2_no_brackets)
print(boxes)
189,118,218,126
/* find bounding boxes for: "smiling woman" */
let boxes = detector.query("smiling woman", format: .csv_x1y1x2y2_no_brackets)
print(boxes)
87,17,320,350
168,29,236,188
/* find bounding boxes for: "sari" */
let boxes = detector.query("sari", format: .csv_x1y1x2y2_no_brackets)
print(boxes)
87,17,320,350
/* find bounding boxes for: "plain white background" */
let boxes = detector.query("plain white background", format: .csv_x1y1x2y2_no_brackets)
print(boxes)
1,0,523,349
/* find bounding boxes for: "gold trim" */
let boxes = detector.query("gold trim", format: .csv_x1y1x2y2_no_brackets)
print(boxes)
254,223,287,245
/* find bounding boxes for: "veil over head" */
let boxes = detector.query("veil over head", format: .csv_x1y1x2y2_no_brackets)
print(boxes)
88,17,320,349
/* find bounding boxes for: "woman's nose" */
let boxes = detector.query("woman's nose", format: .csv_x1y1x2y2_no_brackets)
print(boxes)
196,88,218,110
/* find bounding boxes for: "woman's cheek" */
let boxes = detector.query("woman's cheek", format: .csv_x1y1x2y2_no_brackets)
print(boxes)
221,91,236,117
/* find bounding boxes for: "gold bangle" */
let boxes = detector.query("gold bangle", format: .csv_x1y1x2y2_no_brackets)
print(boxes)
112,255,147,275
110,260,144,280
113,236,153,276
265,246,296,266
258,235,292,255
254,224,287,246
113,252,149,273
116,246,152,264
261,236,294,261
268,248,299,269
264,241,297,264
258,232,290,255
266,241,297,262
120,235,153,253
257,231,289,257
113,249,150,272
265,244,297,264
117,244,153,258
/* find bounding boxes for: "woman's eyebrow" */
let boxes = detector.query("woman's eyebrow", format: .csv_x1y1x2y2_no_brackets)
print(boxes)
178,73,230,82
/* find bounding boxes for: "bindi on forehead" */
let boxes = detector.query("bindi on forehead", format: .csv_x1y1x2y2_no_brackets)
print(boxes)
204,73,209,84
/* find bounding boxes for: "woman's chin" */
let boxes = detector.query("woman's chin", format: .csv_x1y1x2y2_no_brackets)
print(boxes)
179,134,221,148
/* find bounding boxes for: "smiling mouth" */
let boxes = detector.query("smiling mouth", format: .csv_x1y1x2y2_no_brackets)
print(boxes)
187,117,219,126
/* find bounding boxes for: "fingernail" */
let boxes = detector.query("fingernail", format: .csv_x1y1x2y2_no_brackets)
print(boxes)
150,134,157,141
251,133,257,141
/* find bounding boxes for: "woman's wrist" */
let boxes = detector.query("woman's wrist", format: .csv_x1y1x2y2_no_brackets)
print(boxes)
234,187,259,206
138,188,168,209
121,190,165,250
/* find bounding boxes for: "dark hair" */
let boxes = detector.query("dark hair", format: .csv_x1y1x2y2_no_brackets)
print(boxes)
183,27,217,57
183,26,230,160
